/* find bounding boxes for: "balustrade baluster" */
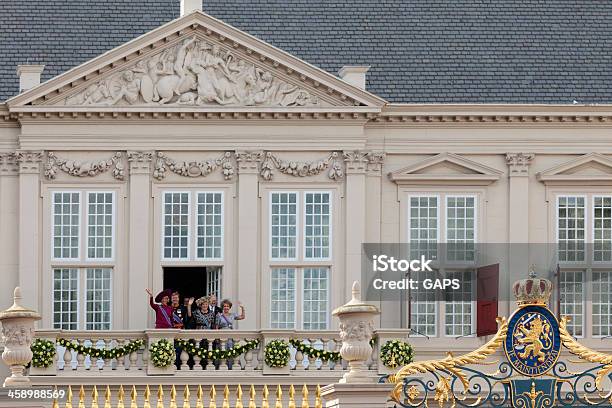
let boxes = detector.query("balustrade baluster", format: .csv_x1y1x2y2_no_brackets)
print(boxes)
333,340,342,371
193,347,202,371
244,343,254,371
219,339,228,370
306,339,316,370
77,340,87,371
63,345,72,371
116,339,126,370
180,348,190,371
256,342,264,370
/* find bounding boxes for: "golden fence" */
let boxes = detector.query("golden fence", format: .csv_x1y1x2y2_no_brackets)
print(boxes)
51,384,323,408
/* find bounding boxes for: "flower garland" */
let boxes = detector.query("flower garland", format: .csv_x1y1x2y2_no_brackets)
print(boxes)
264,339,290,368
149,339,176,368
175,339,260,360
289,339,341,362
31,339,56,368
57,338,144,360
380,339,413,368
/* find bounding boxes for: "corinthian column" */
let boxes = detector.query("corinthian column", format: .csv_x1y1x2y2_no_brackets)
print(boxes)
0,154,19,307
16,151,43,311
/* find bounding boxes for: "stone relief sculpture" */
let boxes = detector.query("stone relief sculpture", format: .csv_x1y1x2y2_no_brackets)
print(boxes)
260,151,344,181
64,36,319,107
152,151,234,180
44,152,125,180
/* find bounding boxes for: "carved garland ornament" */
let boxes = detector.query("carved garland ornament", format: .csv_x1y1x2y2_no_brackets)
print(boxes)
260,151,344,181
152,151,234,180
44,152,125,180
64,36,319,107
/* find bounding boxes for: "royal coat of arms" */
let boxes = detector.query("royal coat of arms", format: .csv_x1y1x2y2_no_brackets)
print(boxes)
384,267,612,408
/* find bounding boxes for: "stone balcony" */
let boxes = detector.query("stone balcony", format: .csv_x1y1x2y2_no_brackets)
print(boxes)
29,328,409,387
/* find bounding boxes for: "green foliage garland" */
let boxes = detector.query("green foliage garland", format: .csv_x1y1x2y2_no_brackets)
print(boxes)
31,339,56,368
380,339,413,368
58,338,144,360
289,339,341,362
175,339,259,360
264,339,290,368
149,339,176,368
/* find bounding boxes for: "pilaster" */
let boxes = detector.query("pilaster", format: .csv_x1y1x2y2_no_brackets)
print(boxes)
127,151,153,329
0,153,19,310
343,151,369,301
235,151,263,330
16,151,43,311
506,152,535,317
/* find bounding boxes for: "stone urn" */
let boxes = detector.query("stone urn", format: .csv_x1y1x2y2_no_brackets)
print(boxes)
332,281,380,383
0,287,41,387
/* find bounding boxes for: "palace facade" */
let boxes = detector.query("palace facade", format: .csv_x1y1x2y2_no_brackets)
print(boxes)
1,0,612,367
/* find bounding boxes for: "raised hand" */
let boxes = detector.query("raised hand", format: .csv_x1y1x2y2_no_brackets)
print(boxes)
145,288,153,297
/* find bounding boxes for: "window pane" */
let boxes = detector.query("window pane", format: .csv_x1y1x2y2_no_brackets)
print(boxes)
444,270,473,336
163,192,190,259
196,192,223,259
409,196,438,260
85,268,112,330
303,268,329,330
270,193,297,259
270,268,296,329
409,270,437,336
446,196,476,262
593,271,612,337
557,196,585,262
53,192,80,259
87,192,113,259
594,196,612,262
304,192,331,259
559,270,584,336
53,268,78,330
206,267,222,300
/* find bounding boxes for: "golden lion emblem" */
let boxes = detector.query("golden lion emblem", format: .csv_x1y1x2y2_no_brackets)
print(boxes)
514,315,552,363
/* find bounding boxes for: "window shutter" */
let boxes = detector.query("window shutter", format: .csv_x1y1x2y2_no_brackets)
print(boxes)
476,264,499,337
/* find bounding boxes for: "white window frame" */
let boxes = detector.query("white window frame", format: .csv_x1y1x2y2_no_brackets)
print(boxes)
269,267,298,329
52,268,80,330
302,191,333,262
161,191,192,261
301,267,331,330
269,191,300,262
51,191,82,262
85,191,116,262
404,191,480,338
194,191,225,261
52,267,113,331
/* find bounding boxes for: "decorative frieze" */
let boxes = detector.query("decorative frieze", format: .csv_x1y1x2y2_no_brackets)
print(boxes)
506,153,535,176
44,152,125,180
260,151,344,181
152,151,234,180
15,151,43,175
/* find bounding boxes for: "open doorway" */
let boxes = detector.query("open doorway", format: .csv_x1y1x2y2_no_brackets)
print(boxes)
163,267,222,301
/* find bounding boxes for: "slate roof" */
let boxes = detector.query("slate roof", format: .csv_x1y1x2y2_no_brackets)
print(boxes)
1,0,612,104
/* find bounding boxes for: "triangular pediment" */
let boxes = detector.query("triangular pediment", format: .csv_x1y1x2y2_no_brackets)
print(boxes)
389,153,503,185
7,11,385,109
537,153,612,184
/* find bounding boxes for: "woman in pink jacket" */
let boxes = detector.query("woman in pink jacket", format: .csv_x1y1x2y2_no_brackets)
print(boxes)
146,288,174,329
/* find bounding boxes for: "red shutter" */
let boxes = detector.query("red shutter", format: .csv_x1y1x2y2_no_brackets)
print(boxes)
476,264,499,337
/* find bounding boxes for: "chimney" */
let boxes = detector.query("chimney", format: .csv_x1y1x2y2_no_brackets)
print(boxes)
180,0,202,16
16,65,44,92
338,65,370,90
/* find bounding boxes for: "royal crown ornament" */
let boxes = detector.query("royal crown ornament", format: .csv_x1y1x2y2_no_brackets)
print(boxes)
512,265,553,306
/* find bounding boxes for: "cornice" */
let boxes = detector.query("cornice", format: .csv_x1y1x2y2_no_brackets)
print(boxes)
8,106,378,124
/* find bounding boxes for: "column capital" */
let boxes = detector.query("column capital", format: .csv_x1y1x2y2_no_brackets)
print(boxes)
0,152,18,176
15,151,43,175
235,151,263,175
343,150,386,175
127,151,153,175
506,153,535,177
